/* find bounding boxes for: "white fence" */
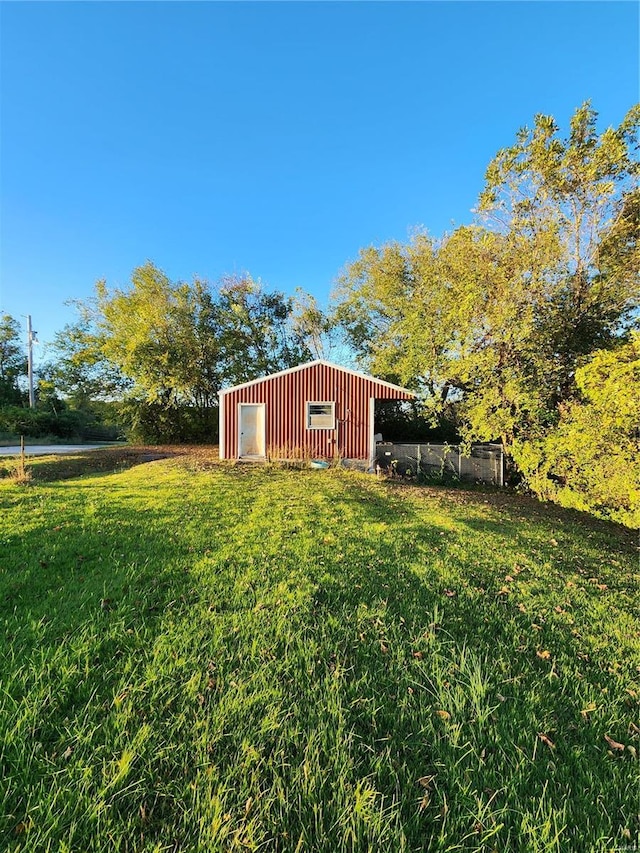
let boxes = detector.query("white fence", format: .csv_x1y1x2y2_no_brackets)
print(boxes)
375,443,504,486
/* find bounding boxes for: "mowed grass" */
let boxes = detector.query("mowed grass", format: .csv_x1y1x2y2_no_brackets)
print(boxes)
0,450,638,852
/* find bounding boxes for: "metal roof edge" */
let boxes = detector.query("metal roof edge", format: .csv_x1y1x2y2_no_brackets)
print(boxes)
218,359,415,397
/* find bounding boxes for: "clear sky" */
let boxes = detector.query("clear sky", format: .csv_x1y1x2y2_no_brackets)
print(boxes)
1,1,638,362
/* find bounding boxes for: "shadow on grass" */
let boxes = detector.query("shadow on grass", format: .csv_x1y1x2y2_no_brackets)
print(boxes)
0,509,201,845
272,472,639,849
1,463,637,851
5,447,184,483
390,480,638,546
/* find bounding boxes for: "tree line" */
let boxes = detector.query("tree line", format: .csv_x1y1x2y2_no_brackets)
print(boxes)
1,270,330,443
334,102,639,525
1,102,638,525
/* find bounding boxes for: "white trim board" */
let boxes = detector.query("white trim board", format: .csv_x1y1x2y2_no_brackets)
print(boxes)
219,396,226,459
368,396,375,470
306,400,336,430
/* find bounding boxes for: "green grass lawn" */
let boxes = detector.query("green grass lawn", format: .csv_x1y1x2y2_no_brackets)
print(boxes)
1,450,638,852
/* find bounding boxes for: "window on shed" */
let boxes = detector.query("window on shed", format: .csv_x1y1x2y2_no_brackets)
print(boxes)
307,402,335,429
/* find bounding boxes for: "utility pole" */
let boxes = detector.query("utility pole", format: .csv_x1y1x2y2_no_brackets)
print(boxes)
27,315,37,408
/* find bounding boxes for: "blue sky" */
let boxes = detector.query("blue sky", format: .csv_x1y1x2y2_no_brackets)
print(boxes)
1,1,638,362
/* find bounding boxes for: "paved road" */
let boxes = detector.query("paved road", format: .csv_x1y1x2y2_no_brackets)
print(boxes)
0,444,117,457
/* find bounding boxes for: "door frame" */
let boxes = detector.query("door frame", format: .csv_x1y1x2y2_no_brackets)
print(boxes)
237,402,266,459
368,396,376,470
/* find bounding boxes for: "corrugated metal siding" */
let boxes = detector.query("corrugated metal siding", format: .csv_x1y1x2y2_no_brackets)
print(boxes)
222,362,413,460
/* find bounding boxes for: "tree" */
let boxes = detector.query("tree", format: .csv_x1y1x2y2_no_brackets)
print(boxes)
478,101,640,402
44,300,130,409
334,103,640,463
0,314,27,405
49,262,317,441
93,264,312,401
530,334,640,526
333,233,443,392
95,263,213,411
334,227,546,447
213,274,312,386
290,289,339,361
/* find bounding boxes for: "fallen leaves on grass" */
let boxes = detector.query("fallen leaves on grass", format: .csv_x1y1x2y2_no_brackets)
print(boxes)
580,703,597,720
537,733,555,749
417,775,435,812
435,710,451,721
604,734,625,752
13,819,32,836
536,649,551,660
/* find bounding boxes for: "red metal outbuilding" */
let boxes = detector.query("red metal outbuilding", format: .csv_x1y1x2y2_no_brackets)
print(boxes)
219,360,414,465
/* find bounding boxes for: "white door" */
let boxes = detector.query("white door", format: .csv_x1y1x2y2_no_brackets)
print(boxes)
238,404,266,457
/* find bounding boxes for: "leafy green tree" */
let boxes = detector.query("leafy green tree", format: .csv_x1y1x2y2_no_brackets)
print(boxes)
529,334,640,526
43,300,130,409
290,289,339,361
94,264,311,401
47,262,316,441
0,314,27,406
95,263,211,410
334,233,442,392
478,101,640,401
334,103,640,465
334,227,545,446
213,274,312,385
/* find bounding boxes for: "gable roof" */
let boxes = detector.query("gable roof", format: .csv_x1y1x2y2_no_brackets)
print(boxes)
218,359,415,397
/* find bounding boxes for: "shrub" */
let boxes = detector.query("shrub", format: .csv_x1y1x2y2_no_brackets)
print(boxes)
0,405,122,442
120,401,218,444
518,335,640,528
